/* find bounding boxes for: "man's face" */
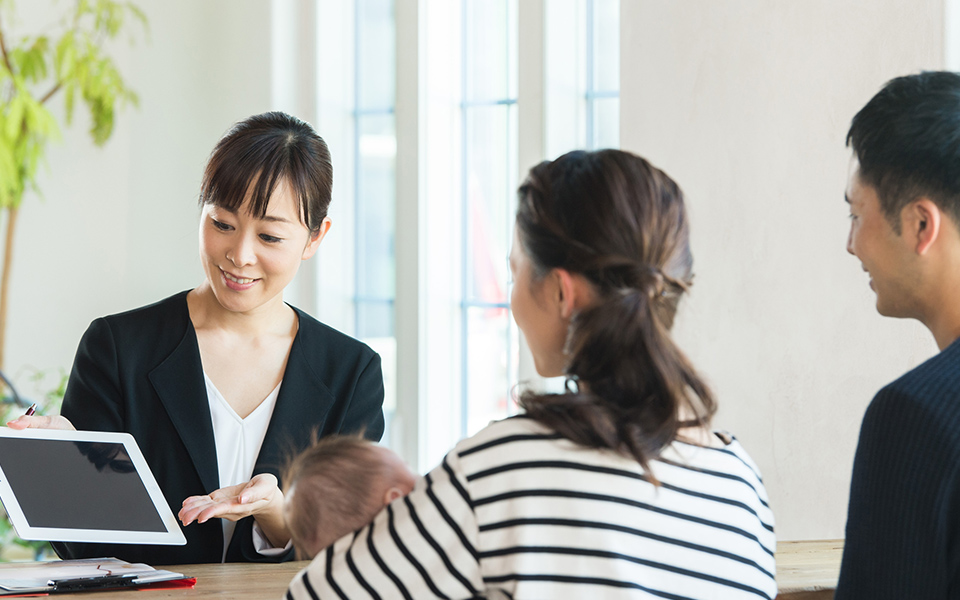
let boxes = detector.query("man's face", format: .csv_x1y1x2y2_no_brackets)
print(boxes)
845,158,920,318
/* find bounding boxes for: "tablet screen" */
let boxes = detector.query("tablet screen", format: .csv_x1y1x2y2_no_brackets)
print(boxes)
0,428,186,545
0,438,165,532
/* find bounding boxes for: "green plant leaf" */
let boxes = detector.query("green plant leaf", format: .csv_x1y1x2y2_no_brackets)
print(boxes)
64,81,76,123
4,95,23,142
0,0,146,333
22,98,58,140
54,33,77,81
0,144,16,202
9,39,48,84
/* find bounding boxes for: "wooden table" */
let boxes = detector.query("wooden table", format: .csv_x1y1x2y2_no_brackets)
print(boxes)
35,540,844,598
60,561,309,599
776,539,843,599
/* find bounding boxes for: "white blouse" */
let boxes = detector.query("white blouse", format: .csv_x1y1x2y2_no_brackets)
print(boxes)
204,373,288,562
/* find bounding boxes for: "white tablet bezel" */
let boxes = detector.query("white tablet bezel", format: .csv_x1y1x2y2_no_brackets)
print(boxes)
0,428,186,545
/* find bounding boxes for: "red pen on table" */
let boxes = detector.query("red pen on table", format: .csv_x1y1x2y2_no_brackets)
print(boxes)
24,403,36,416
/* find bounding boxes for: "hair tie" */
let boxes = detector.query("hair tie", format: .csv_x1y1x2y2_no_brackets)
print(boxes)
630,264,665,300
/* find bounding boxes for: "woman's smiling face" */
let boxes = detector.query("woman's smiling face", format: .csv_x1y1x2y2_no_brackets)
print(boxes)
199,179,326,316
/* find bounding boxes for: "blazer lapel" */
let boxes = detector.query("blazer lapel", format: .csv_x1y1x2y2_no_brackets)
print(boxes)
149,324,220,494
254,318,338,480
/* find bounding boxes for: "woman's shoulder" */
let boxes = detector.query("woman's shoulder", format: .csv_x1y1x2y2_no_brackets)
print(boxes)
450,415,589,469
664,433,761,474
72,292,193,364
97,290,190,325
455,415,555,449
289,305,378,360
662,434,772,509
86,290,191,337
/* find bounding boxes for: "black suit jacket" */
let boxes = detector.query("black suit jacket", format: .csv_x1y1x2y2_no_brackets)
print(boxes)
51,291,384,564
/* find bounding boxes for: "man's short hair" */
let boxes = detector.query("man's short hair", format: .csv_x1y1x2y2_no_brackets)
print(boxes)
847,71,960,232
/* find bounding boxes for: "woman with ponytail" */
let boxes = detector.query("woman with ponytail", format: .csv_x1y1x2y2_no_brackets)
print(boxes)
288,150,777,600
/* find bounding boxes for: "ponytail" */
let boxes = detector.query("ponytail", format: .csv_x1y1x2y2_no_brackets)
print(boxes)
520,273,715,480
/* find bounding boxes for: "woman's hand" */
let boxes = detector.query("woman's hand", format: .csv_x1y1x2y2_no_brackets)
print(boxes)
179,473,290,548
179,473,282,523
5,414,76,430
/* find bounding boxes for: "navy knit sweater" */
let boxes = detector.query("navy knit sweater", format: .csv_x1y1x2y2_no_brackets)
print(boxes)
836,338,960,599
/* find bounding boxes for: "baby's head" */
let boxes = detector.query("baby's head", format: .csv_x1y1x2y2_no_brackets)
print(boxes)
283,435,417,559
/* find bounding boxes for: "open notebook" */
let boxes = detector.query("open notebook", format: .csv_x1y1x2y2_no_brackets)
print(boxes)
0,557,194,595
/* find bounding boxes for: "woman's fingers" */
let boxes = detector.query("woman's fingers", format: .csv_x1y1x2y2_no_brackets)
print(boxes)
179,495,233,525
178,475,281,525
5,414,76,430
179,496,240,525
178,498,207,525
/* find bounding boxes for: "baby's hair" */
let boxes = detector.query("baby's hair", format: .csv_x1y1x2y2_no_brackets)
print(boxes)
282,434,388,558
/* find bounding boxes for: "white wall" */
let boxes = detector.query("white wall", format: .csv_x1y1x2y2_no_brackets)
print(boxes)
620,0,944,541
5,0,276,392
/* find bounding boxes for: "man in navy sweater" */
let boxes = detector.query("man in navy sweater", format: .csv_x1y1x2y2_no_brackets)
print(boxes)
837,71,960,598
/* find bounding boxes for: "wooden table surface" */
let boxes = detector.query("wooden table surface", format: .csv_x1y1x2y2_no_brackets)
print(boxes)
26,539,844,598
55,560,309,599
775,539,843,599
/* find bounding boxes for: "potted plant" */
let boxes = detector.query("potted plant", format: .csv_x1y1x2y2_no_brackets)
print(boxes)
0,0,145,369
0,0,145,560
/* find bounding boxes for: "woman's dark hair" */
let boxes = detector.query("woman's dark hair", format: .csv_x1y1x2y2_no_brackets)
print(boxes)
516,149,716,478
199,111,333,235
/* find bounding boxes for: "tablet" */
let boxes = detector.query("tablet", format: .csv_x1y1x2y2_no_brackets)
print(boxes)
0,428,186,545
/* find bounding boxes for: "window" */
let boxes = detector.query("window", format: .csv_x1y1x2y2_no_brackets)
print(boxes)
420,0,519,469
545,0,620,157
585,0,620,150
353,0,398,446
459,0,519,441
314,0,398,445
308,0,618,471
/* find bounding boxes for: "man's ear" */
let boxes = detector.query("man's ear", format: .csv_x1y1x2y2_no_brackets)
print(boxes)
906,199,941,255
302,217,332,260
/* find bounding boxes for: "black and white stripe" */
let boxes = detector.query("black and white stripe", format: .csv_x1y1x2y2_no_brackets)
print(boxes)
288,417,776,599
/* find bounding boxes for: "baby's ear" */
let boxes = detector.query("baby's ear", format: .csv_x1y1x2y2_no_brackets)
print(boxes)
383,486,405,505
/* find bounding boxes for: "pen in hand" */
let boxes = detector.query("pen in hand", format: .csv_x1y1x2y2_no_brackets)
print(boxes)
7,402,73,430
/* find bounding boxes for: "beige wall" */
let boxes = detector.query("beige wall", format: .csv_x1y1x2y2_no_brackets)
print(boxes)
620,1,945,540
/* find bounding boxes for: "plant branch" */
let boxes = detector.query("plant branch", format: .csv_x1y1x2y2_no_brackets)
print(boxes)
39,82,60,104
0,205,20,371
0,12,14,75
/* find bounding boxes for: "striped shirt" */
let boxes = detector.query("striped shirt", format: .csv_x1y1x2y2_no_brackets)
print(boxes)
286,416,776,599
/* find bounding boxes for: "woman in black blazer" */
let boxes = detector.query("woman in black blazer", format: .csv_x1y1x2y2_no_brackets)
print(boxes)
8,112,384,564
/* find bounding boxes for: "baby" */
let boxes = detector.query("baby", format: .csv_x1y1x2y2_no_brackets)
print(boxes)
283,435,418,559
